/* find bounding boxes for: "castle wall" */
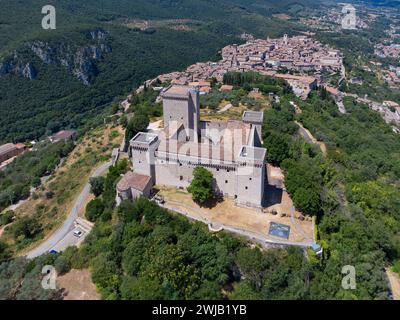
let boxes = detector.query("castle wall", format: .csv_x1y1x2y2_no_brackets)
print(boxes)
235,164,265,207
131,147,151,177
154,155,263,206
128,86,266,209
117,189,131,201
155,160,236,196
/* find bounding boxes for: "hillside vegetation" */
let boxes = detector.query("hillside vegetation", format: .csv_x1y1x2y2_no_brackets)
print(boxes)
0,0,311,144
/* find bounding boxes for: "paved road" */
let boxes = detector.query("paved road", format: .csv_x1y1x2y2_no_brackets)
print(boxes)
26,161,112,259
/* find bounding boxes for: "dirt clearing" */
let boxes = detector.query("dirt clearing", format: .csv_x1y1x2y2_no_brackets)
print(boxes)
58,269,100,300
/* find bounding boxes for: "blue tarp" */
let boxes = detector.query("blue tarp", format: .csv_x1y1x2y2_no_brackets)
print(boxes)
269,222,290,239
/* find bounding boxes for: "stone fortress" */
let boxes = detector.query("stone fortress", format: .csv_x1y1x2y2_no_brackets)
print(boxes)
117,85,267,208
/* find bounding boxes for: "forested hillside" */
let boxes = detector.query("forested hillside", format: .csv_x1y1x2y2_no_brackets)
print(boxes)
0,0,312,144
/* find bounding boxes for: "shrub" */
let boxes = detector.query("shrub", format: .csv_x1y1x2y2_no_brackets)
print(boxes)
0,210,15,226
187,167,215,205
85,199,105,222
54,255,71,276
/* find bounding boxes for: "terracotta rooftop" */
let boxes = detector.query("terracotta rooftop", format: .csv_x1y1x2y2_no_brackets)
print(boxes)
0,143,17,156
117,172,152,192
220,85,234,91
50,130,76,141
324,86,340,96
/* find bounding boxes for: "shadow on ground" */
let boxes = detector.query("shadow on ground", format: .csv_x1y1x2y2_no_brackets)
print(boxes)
263,184,283,207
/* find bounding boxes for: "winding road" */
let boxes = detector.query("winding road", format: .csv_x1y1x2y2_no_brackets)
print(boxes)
26,161,112,259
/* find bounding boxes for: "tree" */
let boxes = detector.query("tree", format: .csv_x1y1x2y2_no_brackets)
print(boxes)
120,275,164,300
187,167,215,205
230,281,263,300
54,255,71,276
122,238,146,276
89,176,105,197
11,217,42,240
235,247,265,290
85,198,105,222
118,199,140,223
264,132,290,165
119,115,128,128
125,113,149,144
292,187,321,216
0,210,15,226
90,253,120,299
281,157,322,216
0,240,10,263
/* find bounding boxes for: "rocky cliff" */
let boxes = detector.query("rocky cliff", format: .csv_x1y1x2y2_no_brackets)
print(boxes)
0,29,111,85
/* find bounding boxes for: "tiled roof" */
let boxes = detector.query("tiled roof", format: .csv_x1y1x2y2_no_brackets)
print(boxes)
50,130,76,141
0,143,17,156
117,172,152,192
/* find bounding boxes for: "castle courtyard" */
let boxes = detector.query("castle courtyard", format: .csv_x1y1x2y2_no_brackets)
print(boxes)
156,164,315,247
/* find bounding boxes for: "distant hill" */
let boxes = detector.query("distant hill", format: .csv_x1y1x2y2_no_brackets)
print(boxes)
349,0,400,8
0,0,315,143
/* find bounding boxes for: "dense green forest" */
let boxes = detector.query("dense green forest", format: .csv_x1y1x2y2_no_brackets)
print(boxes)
0,0,310,144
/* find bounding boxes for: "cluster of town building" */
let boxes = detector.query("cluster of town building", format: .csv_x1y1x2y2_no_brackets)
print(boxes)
298,5,372,32
375,43,400,59
0,143,26,169
117,85,267,208
151,35,343,100
382,67,400,87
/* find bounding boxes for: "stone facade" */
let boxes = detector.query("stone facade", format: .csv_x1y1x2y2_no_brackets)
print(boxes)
127,85,267,208
0,143,26,164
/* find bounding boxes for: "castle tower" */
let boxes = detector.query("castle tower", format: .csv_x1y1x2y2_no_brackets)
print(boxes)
129,132,159,183
283,34,288,46
161,85,200,142
242,111,264,147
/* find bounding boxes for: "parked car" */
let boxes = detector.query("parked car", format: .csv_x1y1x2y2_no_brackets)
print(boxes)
73,230,83,238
